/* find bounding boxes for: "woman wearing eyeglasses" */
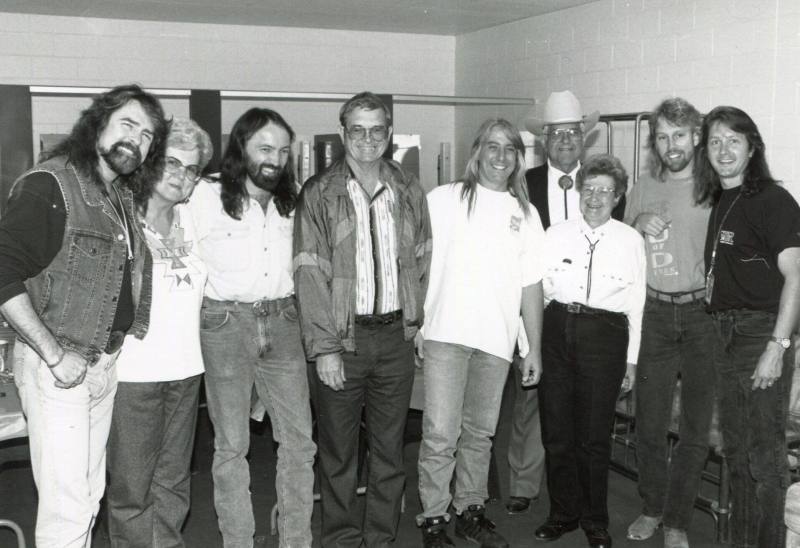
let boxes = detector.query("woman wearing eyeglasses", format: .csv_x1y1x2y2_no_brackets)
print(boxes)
105,117,213,547
533,154,646,548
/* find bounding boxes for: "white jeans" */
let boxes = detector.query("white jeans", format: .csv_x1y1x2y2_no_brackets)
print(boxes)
14,341,118,548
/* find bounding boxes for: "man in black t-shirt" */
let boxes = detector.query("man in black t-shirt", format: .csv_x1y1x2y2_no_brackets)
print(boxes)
698,106,800,548
0,84,168,547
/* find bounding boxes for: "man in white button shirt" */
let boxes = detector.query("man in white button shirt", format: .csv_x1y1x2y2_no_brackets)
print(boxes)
188,108,315,548
504,91,625,516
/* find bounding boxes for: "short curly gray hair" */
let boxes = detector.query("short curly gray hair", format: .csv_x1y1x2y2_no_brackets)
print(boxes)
167,117,214,169
576,153,629,197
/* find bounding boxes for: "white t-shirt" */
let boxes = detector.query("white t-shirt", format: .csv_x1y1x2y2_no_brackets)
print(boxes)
424,182,545,362
116,205,208,382
187,180,295,302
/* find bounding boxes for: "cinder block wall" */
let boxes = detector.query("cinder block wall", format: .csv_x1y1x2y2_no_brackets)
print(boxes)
0,13,455,191
454,0,800,198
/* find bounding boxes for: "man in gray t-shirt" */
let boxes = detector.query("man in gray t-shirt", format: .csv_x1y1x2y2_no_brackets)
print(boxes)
624,97,714,548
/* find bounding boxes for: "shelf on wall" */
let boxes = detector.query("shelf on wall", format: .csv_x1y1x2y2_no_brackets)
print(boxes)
29,86,533,106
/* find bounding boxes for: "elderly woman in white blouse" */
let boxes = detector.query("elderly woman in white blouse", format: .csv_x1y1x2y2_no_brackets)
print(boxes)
533,154,646,548
105,117,213,547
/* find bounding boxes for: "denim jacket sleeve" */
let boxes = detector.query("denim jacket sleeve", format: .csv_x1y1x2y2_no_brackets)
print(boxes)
293,179,344,361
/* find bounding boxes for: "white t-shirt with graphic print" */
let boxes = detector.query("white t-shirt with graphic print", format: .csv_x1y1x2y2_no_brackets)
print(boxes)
116,204,208,382
423,182,545,362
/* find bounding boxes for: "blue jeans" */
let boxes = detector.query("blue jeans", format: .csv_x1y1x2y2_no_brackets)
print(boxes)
13,341,119,548
200,298,315,548
417,340,510,518
712,309,792,548
106,375,202,548
539,302,627,531
311,320,415,548
634,297,716,530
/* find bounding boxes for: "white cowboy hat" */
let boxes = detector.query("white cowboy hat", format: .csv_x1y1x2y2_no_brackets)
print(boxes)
524,90,600,135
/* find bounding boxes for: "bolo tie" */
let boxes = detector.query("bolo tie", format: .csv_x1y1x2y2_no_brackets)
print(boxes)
584,234,599,302
558,175,573,220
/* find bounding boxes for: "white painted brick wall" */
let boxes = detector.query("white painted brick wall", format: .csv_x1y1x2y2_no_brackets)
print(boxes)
0,12,455,191
454,0,800,201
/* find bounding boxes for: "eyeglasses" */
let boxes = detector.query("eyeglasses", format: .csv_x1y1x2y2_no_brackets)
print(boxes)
580,185,616,198
164,156,201,183
547,128,583,140
345,125,388,141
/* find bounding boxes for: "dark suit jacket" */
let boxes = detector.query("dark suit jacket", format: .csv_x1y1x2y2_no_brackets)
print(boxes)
524,164,626,229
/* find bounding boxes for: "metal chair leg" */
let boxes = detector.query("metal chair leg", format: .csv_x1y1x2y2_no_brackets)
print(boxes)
0,519,26,548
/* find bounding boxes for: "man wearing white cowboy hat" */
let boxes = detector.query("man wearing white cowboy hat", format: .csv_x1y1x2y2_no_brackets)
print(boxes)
505,90,625,516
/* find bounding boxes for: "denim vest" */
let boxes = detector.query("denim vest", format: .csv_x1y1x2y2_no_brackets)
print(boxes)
14,156,152,363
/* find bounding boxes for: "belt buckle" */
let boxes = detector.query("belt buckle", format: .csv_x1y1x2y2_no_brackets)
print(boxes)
566,303,581,314
252,300,268,317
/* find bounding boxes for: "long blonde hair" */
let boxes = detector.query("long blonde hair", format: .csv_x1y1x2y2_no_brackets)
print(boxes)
460,118,530,216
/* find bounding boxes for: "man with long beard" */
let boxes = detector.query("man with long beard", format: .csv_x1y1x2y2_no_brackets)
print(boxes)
0,84,168,547
188,108,315,548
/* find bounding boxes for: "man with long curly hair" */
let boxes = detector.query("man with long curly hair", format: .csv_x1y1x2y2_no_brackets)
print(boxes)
188,108,315,548
0,83,168,548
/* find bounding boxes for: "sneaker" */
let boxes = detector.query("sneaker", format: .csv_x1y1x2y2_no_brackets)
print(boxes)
455,505,509,548
420,515,454,548
664,527,689,548
627,514,662,541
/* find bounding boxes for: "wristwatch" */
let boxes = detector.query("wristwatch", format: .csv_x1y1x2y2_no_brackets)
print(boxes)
769,336,791,349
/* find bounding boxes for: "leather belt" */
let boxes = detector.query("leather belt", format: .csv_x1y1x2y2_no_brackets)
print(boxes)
355,310,402,327
104,330,126,354
551,301,625,320
646,286,705,305
251,295,295,317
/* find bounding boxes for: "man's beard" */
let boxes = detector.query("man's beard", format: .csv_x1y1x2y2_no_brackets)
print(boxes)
660,148,693,174
99,141,143,176
247,158,283,192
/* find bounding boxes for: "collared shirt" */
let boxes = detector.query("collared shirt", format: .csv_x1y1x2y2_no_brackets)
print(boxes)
345,178,400,315
546,160,581,226
542,217,646,363
188,179,294,302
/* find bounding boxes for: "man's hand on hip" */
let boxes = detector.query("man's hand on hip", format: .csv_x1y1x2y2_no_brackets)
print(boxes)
317,352,346,391
49,349,89,389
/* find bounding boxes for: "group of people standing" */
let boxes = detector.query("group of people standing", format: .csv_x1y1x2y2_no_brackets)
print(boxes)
0,82,796,548
501,91,800,548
